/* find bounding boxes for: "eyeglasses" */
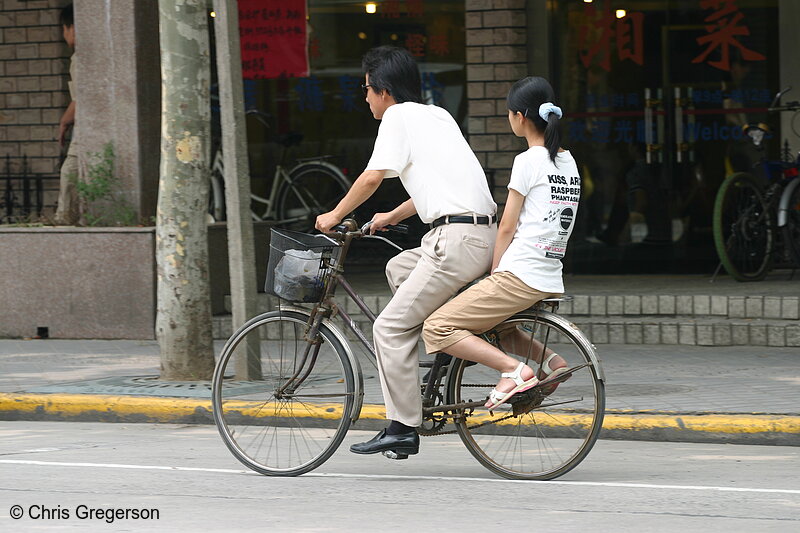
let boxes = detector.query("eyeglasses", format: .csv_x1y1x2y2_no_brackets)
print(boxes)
361,84,374,96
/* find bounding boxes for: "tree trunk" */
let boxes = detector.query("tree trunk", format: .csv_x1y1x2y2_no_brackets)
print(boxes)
156,0,215,380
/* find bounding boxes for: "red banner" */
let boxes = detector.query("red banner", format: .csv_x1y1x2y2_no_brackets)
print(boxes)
238,0,308,79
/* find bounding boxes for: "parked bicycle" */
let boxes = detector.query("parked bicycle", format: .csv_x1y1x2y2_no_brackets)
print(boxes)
712,87,800,281
211,219,605,480
209,110,351,232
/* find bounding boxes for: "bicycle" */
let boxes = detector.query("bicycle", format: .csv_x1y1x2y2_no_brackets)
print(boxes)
712,87,800,281
209,109,351,232
211,219,606,480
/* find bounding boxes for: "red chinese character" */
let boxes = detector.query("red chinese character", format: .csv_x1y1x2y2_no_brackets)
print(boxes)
428,34,449,56
692,0,766,71
405,33,425,57
406,0,424,18
382,0,401,18
578,0,615,71
616,12,644,66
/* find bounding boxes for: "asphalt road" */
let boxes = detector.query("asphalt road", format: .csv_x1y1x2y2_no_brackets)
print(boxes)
1,422,798,532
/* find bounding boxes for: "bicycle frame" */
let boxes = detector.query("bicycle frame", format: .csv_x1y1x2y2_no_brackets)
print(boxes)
278,224,596,426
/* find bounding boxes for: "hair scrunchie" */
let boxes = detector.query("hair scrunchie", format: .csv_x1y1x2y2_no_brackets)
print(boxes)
539,102,563,121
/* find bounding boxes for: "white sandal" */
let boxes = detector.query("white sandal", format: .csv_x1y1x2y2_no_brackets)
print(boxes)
485,362,539,410
539,352,569,380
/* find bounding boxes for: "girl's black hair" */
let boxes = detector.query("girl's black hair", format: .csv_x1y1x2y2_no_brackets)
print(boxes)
60,4,74,27
506,76,561,163
362,46,423,105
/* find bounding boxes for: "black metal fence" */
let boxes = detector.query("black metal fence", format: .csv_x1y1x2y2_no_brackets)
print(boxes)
1,155,59,223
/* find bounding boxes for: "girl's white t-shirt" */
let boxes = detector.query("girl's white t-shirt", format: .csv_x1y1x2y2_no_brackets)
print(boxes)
495,146,581,293
365,102,496,223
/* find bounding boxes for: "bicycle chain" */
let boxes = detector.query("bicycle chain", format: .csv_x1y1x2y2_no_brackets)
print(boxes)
420,382,525,437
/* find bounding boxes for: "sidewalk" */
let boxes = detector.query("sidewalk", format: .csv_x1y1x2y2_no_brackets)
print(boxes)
0,339,798,445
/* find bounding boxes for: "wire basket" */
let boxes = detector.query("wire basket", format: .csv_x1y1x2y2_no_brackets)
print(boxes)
265,228,341,303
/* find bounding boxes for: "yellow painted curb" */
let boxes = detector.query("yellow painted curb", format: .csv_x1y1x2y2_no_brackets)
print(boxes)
1,394,799,436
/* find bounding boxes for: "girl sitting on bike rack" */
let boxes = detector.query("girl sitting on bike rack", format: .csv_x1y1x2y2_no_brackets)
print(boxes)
423,76,580,410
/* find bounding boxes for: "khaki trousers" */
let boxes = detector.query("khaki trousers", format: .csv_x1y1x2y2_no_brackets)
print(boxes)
54,149,79,225
373,222,496,427
422,271,556,353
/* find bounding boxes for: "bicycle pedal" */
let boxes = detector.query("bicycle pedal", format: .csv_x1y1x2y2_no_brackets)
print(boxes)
382,450,409,460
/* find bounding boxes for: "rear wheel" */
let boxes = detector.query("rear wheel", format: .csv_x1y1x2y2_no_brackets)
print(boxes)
713,172,773,281
276,162,350,232
212,310,355,476
781,180,800,267
446,311,605,480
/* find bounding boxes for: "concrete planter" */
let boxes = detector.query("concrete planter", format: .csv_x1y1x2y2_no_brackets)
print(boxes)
0,223,273,339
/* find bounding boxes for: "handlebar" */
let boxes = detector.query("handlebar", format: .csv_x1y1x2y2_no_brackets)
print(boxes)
325,218,407,251
768,102,800,113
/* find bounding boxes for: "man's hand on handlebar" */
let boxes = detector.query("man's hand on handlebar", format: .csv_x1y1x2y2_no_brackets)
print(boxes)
315,211,342,233
367,212,398,234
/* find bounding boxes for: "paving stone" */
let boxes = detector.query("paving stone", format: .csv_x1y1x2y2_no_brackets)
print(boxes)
697,324,714,346
658,295,676,315
572,295,589,315
625,323,643,344
711,295,728,316
558,299,573,315
749,324,767,346
767,326,785,347
728,296,746,318
591,323,608,344
764,297,782,319
732,323,750,345
782,297,800,320
590,295,606,316
679,323,696,345
745,296,763,318
677,295,693,315
713,324,732,346
661,324,679,344
694,295,711,316
608,323,625,344
643,324,660,344
787,325,800,347
607,295,623,315
624,295,641,315
642,295,658,315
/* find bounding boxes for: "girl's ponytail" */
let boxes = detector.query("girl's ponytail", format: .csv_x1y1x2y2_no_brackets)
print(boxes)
507,77,562,164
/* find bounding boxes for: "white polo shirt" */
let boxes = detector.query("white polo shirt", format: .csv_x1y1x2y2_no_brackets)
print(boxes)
365,102,496,223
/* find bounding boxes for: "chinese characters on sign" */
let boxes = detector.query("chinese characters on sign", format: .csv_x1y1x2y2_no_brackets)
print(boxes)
692,0,766,71
239,0,308,79
577,0,767,73
578,0,644,72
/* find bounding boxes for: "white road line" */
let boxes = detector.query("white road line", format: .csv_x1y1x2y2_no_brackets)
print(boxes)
1,459,799,495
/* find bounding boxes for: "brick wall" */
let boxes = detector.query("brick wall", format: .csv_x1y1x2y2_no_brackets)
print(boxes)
0,0,70,215
465,0,529,206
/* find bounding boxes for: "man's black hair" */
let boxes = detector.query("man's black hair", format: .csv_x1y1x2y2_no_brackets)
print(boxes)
362,46,423,104
60,4,74,27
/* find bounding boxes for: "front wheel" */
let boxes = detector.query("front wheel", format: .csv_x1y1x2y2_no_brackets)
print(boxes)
712,172,773,281
781,179,800,267
275,162,350,232
446,311,605,480
211,310,355,476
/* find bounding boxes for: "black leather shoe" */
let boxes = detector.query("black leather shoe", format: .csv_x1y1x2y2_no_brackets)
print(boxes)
350,429,419,458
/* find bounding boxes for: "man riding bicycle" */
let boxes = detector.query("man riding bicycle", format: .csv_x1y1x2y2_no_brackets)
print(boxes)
315,45,496,458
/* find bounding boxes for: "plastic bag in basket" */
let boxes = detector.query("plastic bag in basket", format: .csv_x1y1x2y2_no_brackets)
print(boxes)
273,249,323,301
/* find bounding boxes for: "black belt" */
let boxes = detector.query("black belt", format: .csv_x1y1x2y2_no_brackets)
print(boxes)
430,214,496,228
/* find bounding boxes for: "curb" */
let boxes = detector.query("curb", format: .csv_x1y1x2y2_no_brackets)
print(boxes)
1,393,798,446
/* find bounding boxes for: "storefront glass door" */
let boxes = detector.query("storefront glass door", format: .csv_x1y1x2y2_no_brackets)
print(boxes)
551,0,779,273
